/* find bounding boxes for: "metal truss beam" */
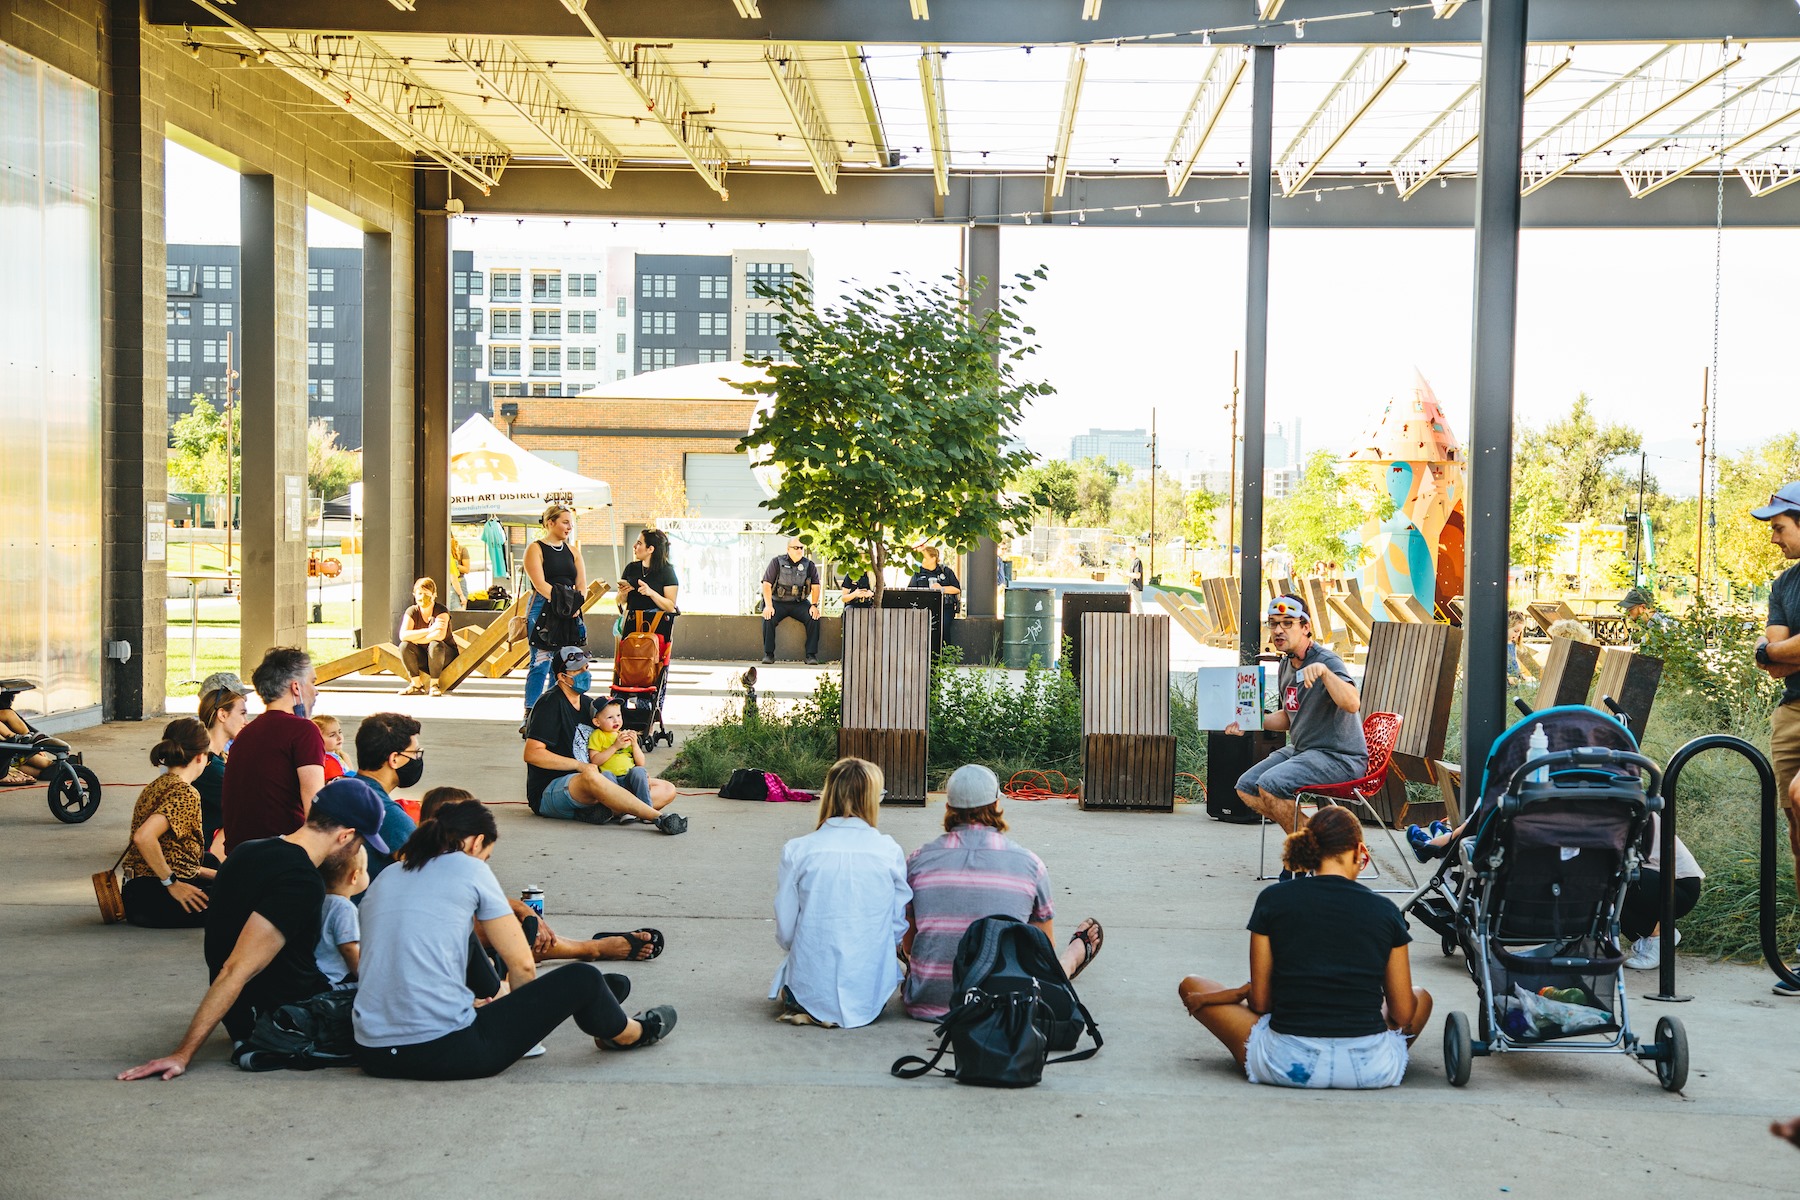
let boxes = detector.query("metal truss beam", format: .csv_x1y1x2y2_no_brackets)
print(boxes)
456,167,1800,229
187,0,508,193
1165,47,1248,197
1520,42,1742,197
765,45,842,194
1277,46,1407,198
1618,53,1800,198
158,0,1800,47
1431,1,1469,17
558,2,731,199
919,47,950,197
1389,47,1570,200
1737,131,1800,197
1048,47,1087,200
447,38,621,191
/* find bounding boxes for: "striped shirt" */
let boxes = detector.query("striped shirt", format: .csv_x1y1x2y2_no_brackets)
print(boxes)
903,825,1054,1020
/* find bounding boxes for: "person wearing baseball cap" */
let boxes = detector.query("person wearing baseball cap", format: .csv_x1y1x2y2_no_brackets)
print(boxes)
118,776,387,1080
521,645,686,834
1752,483,1800,994
199,671,253,698
899,764,1102,1021
1616,586,1673,631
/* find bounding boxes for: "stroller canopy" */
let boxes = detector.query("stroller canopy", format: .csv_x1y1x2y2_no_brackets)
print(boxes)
1474,705,1639,816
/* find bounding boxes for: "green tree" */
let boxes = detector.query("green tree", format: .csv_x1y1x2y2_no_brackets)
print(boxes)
167,396,236,495
1181,488,1224,546
1016,458,1079,523
1269,451,1366,568
1715,432,1800,591
1112,470,1186,544
1510,451,1566,581
1521,394,1644,523
735,271,1048,600
307,419,361,500
1073,456,1126,528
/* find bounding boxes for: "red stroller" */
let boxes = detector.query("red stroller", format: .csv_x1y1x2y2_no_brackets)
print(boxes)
612,611,676,749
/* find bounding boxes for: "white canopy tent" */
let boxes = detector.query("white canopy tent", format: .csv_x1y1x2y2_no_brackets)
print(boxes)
449,413,612,521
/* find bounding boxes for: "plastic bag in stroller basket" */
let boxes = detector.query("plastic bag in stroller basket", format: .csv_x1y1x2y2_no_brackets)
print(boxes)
1487,939,1619,1043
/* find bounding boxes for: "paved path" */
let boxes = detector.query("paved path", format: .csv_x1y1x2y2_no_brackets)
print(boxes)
2,714,1796,1199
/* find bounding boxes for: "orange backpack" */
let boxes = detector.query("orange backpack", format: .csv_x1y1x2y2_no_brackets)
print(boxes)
614,613,664,689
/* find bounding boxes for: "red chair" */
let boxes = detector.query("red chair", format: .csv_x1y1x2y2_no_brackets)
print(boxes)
1258,712,1413,890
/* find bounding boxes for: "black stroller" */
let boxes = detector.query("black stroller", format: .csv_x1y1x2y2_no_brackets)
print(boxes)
0,679,102,823
1403,705,1687,1092
610,612,676,749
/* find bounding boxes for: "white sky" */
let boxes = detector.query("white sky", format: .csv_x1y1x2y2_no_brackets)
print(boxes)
166,139,1793,496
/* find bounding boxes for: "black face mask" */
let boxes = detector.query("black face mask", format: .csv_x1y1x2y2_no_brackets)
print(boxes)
395,753,425,789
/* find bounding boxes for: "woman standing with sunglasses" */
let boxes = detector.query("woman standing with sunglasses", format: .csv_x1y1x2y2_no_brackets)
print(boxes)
121,718,218,928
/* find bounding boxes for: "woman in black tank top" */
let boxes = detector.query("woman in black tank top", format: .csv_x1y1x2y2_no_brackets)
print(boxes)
522,505,588,717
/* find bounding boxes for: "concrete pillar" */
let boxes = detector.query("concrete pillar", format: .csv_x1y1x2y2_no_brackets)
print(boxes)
962,222,1001,618
237,172,309,673
360,231,412,645
100,1,167,719
412,170,451,595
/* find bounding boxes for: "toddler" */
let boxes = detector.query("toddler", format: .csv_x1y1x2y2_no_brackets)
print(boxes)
586,697,653,807
312,714,348,781
314,844,369,988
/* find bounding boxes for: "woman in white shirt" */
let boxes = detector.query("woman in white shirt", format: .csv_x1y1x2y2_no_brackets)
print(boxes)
768,758,911,1028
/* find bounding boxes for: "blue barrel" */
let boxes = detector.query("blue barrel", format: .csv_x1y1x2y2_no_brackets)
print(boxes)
1002,588,1055,670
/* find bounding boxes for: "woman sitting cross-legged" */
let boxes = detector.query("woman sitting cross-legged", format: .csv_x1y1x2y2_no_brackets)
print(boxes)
767,757,911,1029
1179,805,1432,1089
120,718,218,929
353,800,677,1080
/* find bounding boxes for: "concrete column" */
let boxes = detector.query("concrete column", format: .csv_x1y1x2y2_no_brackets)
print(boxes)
1237,45,1275,665
412,170,451,594
962,222,1001,619
237,172,309,672
100,0,166,719
1463,0,1530,771
360,231,411,645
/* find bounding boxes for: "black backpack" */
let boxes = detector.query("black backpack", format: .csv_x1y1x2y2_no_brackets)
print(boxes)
891,915,1101,1088
234,988,358,1072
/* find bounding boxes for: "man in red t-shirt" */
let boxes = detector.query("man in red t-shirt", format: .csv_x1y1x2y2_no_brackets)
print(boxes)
221,647,327,853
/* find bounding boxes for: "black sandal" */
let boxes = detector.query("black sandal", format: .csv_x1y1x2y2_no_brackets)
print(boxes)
654,812,688,835
593,928,665,960
1067,918,1104,980
597,1005,677,1051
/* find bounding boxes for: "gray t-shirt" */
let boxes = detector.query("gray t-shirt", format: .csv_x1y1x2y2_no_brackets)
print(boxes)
1771,563,1800,708
1279,643,1368,761
314,893,360,987
352,852,512,1048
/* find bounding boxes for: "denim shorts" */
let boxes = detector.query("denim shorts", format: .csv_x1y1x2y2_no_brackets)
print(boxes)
1236,746,1367,800
1243,1013,1409,1089
536,773,584,820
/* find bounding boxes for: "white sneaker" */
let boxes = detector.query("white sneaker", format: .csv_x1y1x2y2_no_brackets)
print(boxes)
522,1043,548,1058
1624,936,1659,970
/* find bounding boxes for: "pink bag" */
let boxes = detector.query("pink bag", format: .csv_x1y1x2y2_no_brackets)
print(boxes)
762,772,816,805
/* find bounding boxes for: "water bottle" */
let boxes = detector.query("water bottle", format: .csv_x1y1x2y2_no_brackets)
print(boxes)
1527,724,1550,784
520,886,545,917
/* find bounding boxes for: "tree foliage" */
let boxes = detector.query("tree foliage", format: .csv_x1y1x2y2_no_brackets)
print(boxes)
1111,470,1187,544
1267,451,1367,569
1519,394,1644,524
1714,433,1800,590
168,397,232,495
306,419,361,501
1182,488,1224,546
735,271,1048,598
1072,456,1127,528
1015,458,1079,523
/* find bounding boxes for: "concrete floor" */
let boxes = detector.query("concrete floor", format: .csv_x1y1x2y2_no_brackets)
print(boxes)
4,701,1799,1200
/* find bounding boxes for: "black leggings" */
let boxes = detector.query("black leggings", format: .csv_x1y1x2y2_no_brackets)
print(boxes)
122,876,210,929
356,962,630,1081
1620,870,1702,942
402,640,453,679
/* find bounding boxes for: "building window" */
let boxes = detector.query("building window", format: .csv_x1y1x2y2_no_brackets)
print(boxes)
569,347,597,372
453,269,484,296
308,378,336,404
745,261,792,297
201,301,232,327
490,270,521,301
490,309,521,337
530,383,563,397
640,310,676,337
202,264,234,291
453,307,482,333
615,333,627,353
531,271,562,302
166,375,191,400
616,369,627,381
308,267,334,293
308,342,335,367
166,265,192,292
617,296,627,317
201,339,227,364
697,348,731,364
746,313,783,339
199,376,224,400
698,311,729,338
531,346,561,375
531,309,562,339
568,273,598,298
307,305,336,330
698,275,729,300
491,382,525,398
490,345,521,374
167,338,191,363
166,300,191,324
639,347,675,372
640,274,676,299
569,310,597,334
452,345,482,370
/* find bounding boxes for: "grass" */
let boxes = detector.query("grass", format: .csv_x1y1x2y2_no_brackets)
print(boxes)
163,618,355,697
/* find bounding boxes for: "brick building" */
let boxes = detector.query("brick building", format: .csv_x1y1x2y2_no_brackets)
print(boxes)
502,361,764,527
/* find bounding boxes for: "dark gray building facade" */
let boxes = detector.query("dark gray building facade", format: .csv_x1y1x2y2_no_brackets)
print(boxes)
633,252,733,374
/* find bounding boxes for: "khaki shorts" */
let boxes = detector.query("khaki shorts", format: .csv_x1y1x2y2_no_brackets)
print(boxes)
1772,701,1800,808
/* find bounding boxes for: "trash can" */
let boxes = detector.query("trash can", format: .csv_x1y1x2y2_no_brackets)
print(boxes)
1001,587,1054,670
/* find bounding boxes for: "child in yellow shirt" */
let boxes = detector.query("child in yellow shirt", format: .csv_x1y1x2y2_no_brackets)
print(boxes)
587,697,652,808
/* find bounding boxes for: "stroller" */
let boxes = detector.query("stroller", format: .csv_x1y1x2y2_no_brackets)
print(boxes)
0,679,102,823
610,612,676,749
1403,705,1687,1092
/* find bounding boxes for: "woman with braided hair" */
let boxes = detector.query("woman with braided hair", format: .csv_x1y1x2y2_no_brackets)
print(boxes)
1178,806,1432,1089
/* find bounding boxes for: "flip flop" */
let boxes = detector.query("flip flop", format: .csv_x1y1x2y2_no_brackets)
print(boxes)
593,928,665,961
1067,918,1103,980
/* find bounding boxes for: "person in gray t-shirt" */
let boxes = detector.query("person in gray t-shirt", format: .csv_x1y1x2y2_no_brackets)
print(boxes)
1226,594,1370,833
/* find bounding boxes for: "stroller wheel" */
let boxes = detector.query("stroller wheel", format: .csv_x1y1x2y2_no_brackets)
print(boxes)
1652,1016,1688,1093
1441,933,1458,957
47,763,101,824
1443,1011,1473,1087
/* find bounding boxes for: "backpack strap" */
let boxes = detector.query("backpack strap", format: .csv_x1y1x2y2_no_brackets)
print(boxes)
956,917,1013,994
1045,997,1104,1065
889,993,991,1079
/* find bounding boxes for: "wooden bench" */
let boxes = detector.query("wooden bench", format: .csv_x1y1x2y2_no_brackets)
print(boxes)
314,642,410,685
1382,593,1433,624
1591,645,1664,740
1154,590,1220,649
1327,593,1376,660
1357,620,1464,826
1301,578,1352,657
839,607,932,805
1530,634,1602,710
1526,600,1580,638
1079,612,1174,811
1200,577,1240,649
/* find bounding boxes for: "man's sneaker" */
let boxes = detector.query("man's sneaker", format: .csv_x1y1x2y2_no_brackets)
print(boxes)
805,655,819,666
654,811,688,835
1776,947,1800,995
1624,936,1659,970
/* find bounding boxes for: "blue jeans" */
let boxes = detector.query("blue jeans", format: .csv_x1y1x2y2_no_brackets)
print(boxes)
521,594,590,716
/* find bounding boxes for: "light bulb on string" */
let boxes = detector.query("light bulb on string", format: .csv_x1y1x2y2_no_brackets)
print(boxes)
1392,10,1402,27
1295,20,1305,39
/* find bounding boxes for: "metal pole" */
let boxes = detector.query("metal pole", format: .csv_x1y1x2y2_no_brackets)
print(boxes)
1226,350,1239,569
1148,408,1157,581
1461,0,1530,777
1237,44,1274,666
1634,452,1648,586
1695,368,1708,597
224,331,235,590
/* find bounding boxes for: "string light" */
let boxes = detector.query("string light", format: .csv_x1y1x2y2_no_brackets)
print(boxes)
1392,9,1402,27
1295,20,1306,38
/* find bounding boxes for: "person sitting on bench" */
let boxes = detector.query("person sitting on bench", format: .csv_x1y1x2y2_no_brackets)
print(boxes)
761,537,822,665
398,577,453,696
